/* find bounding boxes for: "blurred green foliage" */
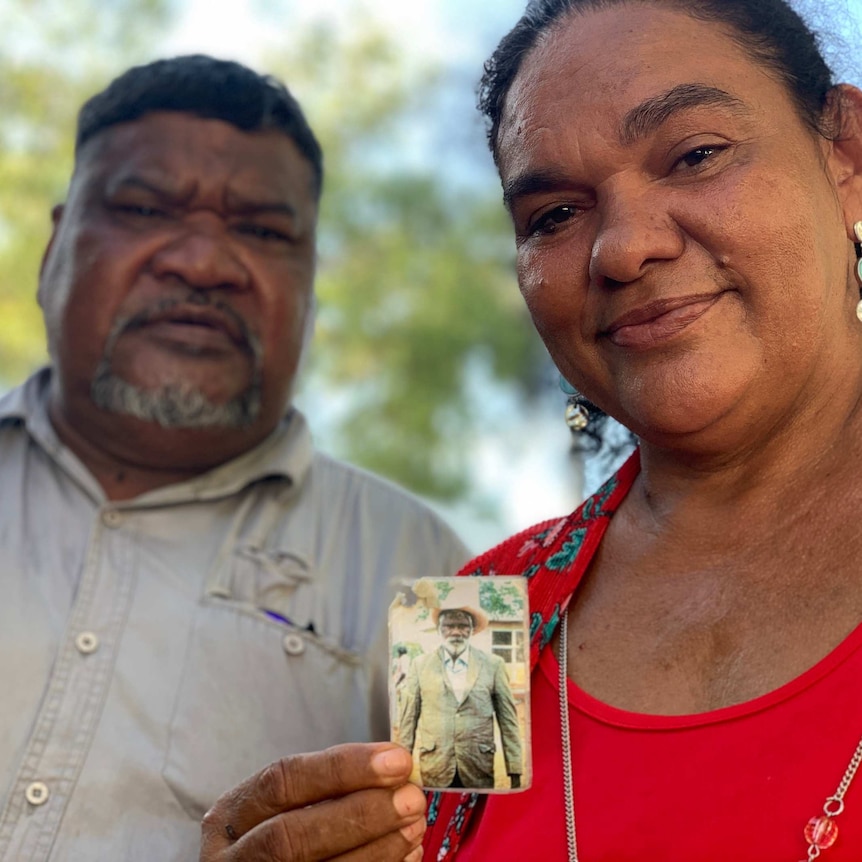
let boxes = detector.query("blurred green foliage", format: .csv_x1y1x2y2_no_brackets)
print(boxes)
0,0,174,379
0,4,547,501
269,19,547,498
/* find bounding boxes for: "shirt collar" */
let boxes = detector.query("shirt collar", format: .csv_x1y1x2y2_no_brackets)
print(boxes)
442,647,471,671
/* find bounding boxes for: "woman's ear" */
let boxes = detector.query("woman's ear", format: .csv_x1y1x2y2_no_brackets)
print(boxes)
824,85,862,238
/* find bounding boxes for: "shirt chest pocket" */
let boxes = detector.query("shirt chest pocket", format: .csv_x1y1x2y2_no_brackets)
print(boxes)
161,547,372,821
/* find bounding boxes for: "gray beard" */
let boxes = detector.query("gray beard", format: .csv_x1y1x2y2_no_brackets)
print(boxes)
91,364,261,429
90,293,263,430
443,641,469,659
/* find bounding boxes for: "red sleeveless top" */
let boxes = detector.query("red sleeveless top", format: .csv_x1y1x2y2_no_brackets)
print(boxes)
458,625,862,861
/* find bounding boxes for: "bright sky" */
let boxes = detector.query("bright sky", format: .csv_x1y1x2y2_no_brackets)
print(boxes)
165,0,526,67
165,0,862,70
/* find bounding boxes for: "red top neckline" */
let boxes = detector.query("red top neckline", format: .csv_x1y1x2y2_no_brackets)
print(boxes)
541,616,862,730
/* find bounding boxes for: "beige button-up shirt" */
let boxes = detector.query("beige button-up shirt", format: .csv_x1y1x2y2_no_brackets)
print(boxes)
0,370,471,861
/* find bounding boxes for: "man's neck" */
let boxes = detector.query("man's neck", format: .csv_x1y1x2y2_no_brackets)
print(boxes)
47,387,278,501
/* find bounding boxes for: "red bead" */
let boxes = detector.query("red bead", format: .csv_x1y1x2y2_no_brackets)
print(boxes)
804,816,838,849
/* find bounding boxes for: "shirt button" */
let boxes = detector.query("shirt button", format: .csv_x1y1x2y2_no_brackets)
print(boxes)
282,633,305,656
101,509,124,529
75,632,99,654
25,781,49,806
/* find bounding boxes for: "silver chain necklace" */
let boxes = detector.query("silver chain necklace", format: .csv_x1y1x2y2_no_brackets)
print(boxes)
558,607,862,861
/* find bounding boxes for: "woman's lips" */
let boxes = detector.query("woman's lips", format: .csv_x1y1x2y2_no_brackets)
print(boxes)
603,293,724,349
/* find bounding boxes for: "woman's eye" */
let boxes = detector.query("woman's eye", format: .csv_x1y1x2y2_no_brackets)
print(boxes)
677,145,723,170
531,205,579,236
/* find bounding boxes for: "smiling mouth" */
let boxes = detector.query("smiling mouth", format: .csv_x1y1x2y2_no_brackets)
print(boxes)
603,293,725,349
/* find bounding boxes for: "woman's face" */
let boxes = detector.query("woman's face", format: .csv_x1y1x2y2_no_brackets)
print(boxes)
497,4,862,448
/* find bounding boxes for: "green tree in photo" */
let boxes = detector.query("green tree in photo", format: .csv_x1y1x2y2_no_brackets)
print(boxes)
479,580,525,618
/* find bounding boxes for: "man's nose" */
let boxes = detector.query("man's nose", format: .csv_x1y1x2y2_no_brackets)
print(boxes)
151,217,251,291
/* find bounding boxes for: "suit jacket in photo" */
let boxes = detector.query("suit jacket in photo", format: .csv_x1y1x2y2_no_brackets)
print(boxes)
398,644,522,788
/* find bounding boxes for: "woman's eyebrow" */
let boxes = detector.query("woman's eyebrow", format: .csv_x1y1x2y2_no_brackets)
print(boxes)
620,83,749,145
502,167,568,209
502,85,750,209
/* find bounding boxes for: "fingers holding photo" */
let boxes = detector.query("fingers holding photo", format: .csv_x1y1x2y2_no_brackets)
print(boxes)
200,742,425,862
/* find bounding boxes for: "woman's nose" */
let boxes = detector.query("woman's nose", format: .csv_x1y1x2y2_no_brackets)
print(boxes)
589,186,684,286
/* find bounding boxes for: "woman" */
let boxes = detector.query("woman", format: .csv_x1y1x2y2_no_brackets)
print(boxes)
423,0,862,859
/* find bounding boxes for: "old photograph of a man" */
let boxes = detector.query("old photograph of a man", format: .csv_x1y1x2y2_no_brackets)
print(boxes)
390,577,530,792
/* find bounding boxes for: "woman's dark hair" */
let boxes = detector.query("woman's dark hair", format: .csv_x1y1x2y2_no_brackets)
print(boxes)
479,0,836,167
76,54,323,198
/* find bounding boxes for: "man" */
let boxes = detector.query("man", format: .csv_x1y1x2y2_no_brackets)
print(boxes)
398,604,522,789
0,55,468,861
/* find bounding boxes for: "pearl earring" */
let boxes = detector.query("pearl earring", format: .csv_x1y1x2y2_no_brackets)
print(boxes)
559,375,589,431
853,221,862,322
565,402,590,431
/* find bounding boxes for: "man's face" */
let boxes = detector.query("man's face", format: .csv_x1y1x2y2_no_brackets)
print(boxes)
438,611,474,657
39,111,317,439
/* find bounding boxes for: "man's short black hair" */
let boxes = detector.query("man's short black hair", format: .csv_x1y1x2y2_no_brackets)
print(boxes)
76,54,323,198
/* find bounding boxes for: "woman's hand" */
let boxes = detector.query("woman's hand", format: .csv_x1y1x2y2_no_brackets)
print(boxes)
200,743,425,861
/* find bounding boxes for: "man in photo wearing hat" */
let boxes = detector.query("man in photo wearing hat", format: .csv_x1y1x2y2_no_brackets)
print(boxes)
398,602,522,789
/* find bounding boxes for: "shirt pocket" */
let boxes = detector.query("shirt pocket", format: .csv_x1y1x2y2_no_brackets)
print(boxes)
161,546,371,821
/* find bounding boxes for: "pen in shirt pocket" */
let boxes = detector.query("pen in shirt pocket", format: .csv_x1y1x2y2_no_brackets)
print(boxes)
261,608,317,634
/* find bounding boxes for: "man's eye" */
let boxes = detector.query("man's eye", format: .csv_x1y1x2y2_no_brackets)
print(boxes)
113,203,168,219
530,205,579,236
237,224,291,243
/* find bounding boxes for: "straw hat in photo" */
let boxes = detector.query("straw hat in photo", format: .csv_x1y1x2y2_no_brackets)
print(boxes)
431,603,489,634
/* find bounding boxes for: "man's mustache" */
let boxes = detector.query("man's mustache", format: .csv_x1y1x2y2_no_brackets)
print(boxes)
113,291,258,355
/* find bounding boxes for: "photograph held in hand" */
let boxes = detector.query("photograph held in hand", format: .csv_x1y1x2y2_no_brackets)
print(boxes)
391,577,530,793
